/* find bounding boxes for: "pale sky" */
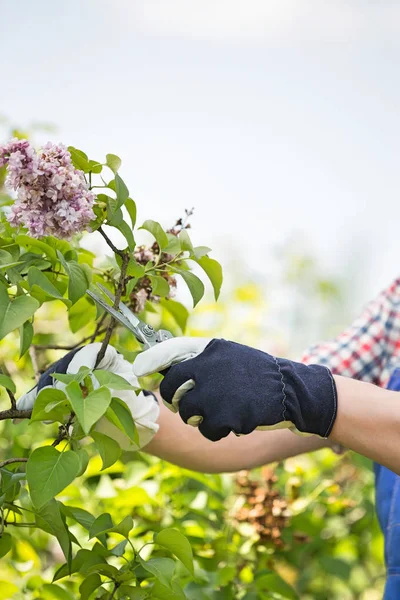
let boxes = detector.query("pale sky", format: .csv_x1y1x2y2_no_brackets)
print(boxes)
2,0,400,313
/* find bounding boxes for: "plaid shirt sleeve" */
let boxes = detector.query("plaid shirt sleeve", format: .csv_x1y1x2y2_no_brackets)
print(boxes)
301,277,400,389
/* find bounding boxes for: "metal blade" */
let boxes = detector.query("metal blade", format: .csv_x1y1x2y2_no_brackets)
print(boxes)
86,289,137,334
96,283,142,329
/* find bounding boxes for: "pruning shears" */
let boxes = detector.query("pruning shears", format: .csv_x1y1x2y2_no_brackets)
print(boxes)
86,284,173,350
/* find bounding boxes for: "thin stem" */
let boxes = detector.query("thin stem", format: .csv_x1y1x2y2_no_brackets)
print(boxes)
34,327,108,351
109,583,119,599
4,521,35,528
0,367,16,409
99,227,125,258
0,457,28,469
95,252,129,367
52,412,75,447
6,388,17,410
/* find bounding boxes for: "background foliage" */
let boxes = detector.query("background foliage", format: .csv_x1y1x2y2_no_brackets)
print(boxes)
0,125,384,599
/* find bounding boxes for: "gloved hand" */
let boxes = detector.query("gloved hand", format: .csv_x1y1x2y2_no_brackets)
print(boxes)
17,342,159,450
133,337,338,442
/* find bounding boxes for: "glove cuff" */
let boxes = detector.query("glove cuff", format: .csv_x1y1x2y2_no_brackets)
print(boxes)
276,358,338,438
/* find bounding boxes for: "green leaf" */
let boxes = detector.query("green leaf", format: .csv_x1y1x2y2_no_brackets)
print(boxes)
106,154,122,174
149,275,170,297
88,160,102,174
68,147,90,172
79,573,102,600
88,513,114,539
58,252,90,305
125,198,137,228
140,220,168,250
117,587,149,600
115,174,130,210
137,556,175,589
155,528,194,575
0,533,12,559
179,229,194,253
114,219,135,251
194,256,223,300
53,548,107,581
16,234,58,262
68,297,96,333
110,539,128,556
193,246,211,259
19,319,33,358
30,388,70,423
0,374,15,395
91,431,122,470
105,397,139,445
61,506,95,531
152,580,186,599
66,382,111,435
170,267,204,307
255,572,298,600
112,515,134,538
52,366,92,385
0,283,39,341
76,448,90,477
28,266,70,305
94,370,136,390
160,299,189,332
41,583,75,600
36,499,72,562
126,259,145,278
27,446,81,509
163,234,181,256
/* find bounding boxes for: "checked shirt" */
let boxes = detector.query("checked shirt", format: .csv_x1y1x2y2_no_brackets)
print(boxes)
301,277,400,389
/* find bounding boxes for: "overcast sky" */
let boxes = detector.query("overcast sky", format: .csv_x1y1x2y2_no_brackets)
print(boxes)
2,0,400,311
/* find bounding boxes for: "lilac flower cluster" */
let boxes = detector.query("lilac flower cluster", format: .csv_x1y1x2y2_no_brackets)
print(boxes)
0,138,95,238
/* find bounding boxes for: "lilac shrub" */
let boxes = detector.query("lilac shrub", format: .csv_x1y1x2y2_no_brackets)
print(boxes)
0,138,95,238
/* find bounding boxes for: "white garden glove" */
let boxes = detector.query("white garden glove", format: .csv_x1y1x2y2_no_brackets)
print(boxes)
17,342,160,450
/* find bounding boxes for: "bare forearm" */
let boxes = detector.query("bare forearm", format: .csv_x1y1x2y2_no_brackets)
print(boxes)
144,400,328,473
331,375,400,474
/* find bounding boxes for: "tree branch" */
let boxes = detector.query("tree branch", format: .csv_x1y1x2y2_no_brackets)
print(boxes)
0,408,31,421
95,252,129,367
0,457,28,469
99,227,125,258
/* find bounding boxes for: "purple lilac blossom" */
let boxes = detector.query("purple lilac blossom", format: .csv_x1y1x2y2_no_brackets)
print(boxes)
0,139,95,238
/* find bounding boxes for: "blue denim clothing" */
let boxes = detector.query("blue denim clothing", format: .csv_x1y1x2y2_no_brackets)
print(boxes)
374,368,400,599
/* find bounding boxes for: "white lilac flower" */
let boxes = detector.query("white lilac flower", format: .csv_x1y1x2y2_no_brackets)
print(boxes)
0,139,95,239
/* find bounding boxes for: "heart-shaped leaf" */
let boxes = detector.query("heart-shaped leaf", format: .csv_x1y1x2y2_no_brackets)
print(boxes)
27,446,81,509
66,382,111,435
